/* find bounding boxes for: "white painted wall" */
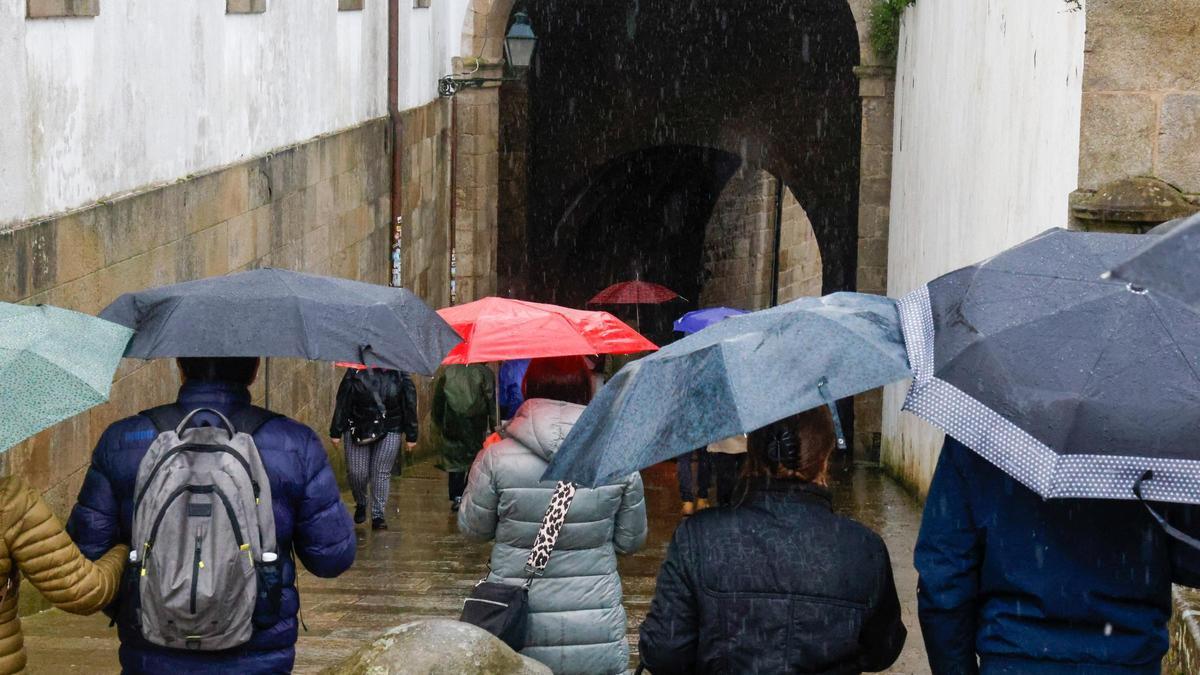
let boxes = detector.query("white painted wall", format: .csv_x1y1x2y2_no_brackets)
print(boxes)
881,0,1086,494
399,0,473,111
0,0,394,226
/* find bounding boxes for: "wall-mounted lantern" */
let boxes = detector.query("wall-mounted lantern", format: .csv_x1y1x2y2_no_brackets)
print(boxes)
439,11,537,97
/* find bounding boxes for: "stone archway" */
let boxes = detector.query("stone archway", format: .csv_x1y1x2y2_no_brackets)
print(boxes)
451,0,897,459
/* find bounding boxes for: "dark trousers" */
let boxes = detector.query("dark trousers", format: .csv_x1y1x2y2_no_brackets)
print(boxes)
677,450,711,502
448,471,468,501
711,453,746,506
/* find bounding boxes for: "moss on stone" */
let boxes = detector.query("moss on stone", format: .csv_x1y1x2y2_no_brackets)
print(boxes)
868,0,915,65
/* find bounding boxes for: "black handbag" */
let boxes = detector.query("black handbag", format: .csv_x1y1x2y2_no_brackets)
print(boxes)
460,481,576,652
348,376,388,445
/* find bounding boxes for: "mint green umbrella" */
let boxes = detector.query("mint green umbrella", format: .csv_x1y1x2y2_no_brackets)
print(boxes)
0,303,132,452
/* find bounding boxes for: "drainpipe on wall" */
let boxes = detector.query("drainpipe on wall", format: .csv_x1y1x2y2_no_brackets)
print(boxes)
769,175,784,306
388,0,405,288
449,95,458,306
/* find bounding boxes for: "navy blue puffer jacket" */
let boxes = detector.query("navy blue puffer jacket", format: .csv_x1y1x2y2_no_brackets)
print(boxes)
916,437,1200,675
66,381,356,674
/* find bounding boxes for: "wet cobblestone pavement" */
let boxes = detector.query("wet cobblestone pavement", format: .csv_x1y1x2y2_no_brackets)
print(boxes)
21,460,927,674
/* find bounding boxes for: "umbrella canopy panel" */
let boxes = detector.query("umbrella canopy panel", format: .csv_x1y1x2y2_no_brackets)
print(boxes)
0,304,132,452
544,292,912,487
901,228,1200,504
439,297,657,364
101,268,461,376
1107,211,1200,309
588,280,681,305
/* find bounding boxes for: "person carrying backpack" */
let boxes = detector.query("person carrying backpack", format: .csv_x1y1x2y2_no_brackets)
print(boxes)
66,357,356,674
431,364,496,512
329,367,419,530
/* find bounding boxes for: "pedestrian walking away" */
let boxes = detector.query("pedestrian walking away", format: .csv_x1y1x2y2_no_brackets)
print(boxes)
916,437,1200,675
330,366,419,530
458,356,647,675
639,406,906,674
432,363,497,512
498,358,531,421
707,434,747,507
67,357,356,675
677,448,711,515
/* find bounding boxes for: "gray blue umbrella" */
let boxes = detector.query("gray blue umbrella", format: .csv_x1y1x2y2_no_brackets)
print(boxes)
0,303,132,452
900,228,1200,504
1106,211,1200,308
100,268,461,376
542,292,912,487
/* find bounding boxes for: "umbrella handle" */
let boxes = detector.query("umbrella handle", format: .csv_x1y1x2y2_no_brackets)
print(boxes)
176,407,238,439
816,377,848,451
1134,470,1200,552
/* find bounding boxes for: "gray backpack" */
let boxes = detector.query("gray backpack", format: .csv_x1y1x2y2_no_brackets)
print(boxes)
128,406,281,651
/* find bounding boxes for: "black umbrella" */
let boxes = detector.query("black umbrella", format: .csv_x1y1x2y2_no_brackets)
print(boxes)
101,268,461,376
1106,211,1200,308
900,228,1200,505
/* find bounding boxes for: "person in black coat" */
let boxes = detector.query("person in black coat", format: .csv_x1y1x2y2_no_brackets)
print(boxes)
917,437,1200,675
639,406,906,674
330,367,418,530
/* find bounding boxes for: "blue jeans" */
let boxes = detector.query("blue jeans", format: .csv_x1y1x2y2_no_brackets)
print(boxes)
677,450,711,502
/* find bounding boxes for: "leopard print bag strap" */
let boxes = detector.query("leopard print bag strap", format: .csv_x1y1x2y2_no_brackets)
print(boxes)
523,481,577,582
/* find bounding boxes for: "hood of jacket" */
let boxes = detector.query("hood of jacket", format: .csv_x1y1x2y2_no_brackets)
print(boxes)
504,398,585,462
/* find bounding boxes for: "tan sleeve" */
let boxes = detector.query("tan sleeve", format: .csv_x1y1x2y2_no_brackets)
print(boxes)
4,478,127,615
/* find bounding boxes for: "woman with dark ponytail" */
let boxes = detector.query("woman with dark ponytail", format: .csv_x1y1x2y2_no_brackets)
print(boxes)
638,407,907,674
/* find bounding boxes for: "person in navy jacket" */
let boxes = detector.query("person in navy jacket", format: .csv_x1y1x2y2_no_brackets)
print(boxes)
917,436,1200,675
67,357,356,675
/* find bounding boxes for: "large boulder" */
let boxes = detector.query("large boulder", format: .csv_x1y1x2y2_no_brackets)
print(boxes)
323,619,552,675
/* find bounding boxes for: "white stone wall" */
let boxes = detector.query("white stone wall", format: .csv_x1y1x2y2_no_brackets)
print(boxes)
0,0,470,227
881,0,1087,494
402,0,473,110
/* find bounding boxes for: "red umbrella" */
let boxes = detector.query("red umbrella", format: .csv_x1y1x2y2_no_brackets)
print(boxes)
588,280,681,305
438,297,658,365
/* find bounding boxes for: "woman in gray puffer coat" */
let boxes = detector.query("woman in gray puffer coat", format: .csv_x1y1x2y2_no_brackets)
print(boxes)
458,356,648,675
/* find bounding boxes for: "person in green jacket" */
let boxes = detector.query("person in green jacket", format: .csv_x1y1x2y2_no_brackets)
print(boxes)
431,363,497,512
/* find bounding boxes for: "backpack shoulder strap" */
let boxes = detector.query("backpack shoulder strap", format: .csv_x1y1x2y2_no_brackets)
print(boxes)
139,404,187,434
227,405,281,436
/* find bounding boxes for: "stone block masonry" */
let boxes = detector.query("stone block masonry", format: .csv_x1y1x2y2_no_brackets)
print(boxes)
1072,0,1200,230
0,117,392,613
398,99,453,310
394,98,454,458
26,0,98,18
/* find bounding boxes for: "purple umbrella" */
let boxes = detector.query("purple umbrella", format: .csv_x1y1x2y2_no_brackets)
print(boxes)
673,307,748,334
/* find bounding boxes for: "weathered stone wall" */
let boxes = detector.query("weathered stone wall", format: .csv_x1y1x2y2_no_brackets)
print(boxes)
775,190,824,304
1165,587,1200,675
399,98,454,310
451,64,502,304
699,169,823,312
0,116,391,530
1070,0,1200,230
394,97,455,461
700,169,775,311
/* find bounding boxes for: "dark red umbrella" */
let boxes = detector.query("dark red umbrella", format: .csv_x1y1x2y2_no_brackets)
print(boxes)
588,280,681,305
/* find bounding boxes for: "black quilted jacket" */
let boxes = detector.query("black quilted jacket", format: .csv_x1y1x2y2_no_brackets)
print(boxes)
638,479,906,674
329,368,419,441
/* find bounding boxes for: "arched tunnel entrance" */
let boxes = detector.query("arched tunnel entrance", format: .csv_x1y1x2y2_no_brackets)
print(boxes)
497,0,862,321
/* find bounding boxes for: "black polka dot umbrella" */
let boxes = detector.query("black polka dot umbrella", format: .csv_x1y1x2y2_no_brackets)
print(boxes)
900,228,1200,505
